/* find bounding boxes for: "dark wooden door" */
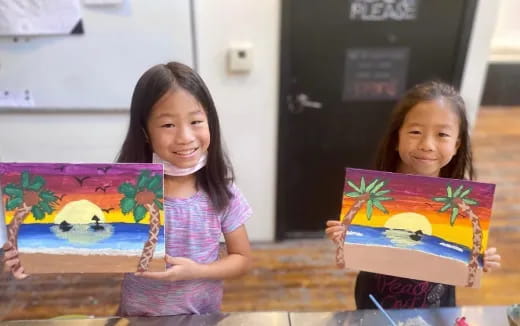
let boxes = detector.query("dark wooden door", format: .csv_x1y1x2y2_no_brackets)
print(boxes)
276,0,477,239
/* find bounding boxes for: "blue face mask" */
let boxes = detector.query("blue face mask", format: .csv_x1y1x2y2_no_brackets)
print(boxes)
152,152,207,176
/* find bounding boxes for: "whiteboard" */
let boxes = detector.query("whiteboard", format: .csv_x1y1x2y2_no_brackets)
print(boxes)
0,0,194,109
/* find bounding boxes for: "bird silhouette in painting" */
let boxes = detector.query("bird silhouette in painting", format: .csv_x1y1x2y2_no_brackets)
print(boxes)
97,166,112,174
410,230,424,241
102,207,114,214
54,165,66,172
95,185,111,193
74,176,91,186
59,220,73,232
424,202,434,209
90,215,105,231
57,194,67,201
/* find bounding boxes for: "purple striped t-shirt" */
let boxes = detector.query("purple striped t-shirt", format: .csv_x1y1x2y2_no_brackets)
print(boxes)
119,184,252,316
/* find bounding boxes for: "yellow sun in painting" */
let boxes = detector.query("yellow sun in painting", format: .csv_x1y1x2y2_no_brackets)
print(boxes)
54,200,105,224
384,212,432,235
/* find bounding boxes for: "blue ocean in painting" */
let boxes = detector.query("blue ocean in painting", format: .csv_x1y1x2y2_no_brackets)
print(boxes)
346,224,483,267
17,223,165,255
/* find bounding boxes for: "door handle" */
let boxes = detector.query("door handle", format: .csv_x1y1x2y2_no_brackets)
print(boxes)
287,93,323,114
296,93,322,109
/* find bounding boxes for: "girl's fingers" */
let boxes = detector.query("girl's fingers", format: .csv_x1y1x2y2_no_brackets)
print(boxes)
135,271,171,280
483,247,501,268
2,249,18,262
483,248,501,272
485,247,497,255
326,224,345,232
325,221,345,241
4,257,20,269
12,265,28,280
483,261,501,272
330,233,345,242
1,246,29,279
325,229,345,241
484,254,501,263
486,261,501,268
2,242,13,251
326,220,342,227
325,226,344,235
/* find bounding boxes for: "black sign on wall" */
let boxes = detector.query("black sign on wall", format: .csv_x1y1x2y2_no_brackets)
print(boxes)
342,47,409,101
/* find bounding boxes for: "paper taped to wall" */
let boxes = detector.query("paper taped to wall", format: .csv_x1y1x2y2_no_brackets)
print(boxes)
0,0,83,36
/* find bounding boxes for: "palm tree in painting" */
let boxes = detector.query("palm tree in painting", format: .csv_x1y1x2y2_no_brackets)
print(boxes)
118,170,163,272
3,171,58,251
336,177,393,267
432,184,482,287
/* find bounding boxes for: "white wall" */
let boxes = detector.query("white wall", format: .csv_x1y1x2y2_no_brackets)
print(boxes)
194,0,280,241
460,0,501,127
0,0,280,242
490,0,520,62
0,0,500,242
0,111,127,162
491,0,520,54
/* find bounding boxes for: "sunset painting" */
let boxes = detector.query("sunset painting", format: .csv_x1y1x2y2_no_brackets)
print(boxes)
335,168,495,288
0,163,165,273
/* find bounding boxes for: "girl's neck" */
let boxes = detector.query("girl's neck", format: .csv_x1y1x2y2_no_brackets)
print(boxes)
164,173,198,199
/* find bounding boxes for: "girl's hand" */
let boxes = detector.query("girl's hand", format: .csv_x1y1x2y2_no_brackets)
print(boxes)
137,226,251,282
136,255,201,281
2,242,29,280
325,220,345,243
483,247,501,272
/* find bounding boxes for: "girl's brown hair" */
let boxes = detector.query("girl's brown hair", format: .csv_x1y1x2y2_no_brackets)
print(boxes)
116,62,234,211
375,80,475,180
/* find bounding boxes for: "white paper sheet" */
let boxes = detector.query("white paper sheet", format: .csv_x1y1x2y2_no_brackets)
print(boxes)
0,0,83,36
0,89,35,107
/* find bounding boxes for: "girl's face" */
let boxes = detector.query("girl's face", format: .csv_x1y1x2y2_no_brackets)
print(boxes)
397,99,460,177
146,88,210,170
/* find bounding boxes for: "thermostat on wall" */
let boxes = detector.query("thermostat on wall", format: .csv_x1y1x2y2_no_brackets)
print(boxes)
228,44,253,73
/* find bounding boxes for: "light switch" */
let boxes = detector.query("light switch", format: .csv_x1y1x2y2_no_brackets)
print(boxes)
228,44,253,73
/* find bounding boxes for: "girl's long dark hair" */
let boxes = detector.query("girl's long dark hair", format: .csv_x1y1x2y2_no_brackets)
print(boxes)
116,62,234,211
375,80,475,180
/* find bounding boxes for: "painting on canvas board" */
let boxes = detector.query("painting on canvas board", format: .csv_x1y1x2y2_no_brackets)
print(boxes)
335,168,495,288
0,162,165,273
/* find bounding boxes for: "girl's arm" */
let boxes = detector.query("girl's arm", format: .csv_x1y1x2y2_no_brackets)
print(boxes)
138,225,251,281
196,225,252,279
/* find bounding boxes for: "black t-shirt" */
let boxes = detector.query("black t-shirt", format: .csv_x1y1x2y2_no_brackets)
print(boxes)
355,271,456,309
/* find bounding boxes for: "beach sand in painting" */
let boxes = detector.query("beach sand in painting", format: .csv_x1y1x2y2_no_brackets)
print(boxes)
18,253,166,273
344,243,482,288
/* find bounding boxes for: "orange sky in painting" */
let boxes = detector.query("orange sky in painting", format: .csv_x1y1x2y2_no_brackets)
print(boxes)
3,192,164,225
340,195,491,228
1,163,165,227
340,196,490,250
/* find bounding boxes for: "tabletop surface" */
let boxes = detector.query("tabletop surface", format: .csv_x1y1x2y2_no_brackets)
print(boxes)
1,306,516,326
